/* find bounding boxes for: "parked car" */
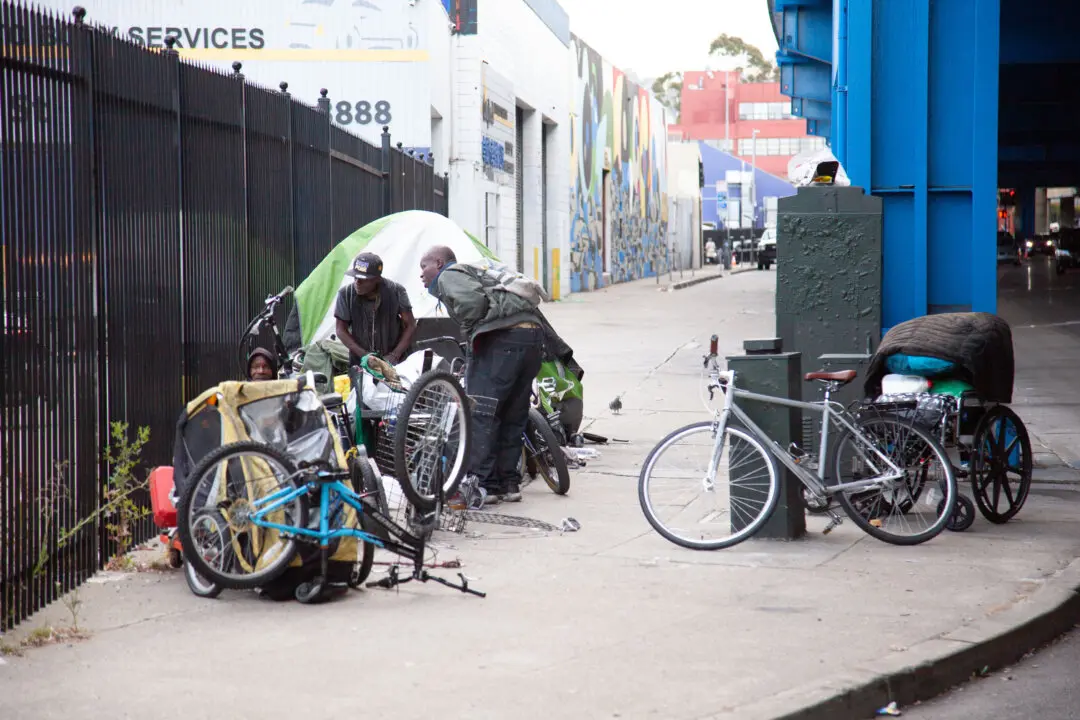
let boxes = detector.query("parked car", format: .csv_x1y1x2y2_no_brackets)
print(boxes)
756,228,776,270
1056,232,1080,274
996,232,1022,266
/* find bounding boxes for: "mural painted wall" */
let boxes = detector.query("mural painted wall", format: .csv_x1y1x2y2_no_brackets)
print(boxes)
569,35,669,291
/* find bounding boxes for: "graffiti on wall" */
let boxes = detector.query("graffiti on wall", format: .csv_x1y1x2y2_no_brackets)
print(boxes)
569,35,669,291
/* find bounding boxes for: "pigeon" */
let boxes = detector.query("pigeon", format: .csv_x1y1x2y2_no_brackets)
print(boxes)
609,396,623,415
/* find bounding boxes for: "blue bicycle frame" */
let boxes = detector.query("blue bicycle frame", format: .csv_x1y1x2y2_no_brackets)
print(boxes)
248,471,386,550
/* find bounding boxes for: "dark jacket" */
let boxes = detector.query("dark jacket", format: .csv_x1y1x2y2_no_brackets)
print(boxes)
432,264,539,342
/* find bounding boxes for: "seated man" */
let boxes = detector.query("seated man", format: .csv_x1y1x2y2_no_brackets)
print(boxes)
335,252,417,367
246,347,278,381
419,246,543,503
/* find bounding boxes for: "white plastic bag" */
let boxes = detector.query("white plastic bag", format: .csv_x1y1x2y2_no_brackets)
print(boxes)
788,148,851,187
880,374,931,396
345,349,447,414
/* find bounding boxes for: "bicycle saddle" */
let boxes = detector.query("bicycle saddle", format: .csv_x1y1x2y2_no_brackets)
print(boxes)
804,370,857,384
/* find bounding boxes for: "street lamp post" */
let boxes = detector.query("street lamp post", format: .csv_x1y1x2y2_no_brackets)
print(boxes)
750,129,759,229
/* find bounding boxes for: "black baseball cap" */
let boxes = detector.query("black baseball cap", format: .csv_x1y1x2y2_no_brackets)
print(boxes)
345,252,383,279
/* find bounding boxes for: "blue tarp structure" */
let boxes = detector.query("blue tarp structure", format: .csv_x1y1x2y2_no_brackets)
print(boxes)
698,142,796,228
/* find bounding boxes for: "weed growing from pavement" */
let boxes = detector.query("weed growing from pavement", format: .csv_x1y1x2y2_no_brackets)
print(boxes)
58,584,83,631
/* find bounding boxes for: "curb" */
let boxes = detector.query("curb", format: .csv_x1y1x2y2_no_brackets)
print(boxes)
665,273,724,291
708,558,1080,720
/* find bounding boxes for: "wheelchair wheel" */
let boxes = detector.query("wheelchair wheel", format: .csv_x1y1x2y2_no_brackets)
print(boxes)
393,370,471,512
970,406,1032,524
177,441,308,590
942,495,976,532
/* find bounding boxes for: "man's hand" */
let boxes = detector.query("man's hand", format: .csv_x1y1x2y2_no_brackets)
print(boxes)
384,350,403,365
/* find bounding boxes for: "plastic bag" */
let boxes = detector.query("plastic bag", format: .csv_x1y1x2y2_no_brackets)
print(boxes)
788,148,851,187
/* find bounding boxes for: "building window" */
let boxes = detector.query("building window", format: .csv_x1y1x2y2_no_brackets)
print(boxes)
738,101,796,121
735,136,826,157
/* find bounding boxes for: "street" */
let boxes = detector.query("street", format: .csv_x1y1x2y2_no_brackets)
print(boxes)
903,628,1080,719
5,266,1080,720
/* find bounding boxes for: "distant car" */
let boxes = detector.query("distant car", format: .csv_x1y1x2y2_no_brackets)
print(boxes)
756,228,776,271
1056,232,1080,274
1026,234,1055,256
996,232,1022,266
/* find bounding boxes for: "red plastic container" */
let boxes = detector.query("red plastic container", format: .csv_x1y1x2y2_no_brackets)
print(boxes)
149,466,177,529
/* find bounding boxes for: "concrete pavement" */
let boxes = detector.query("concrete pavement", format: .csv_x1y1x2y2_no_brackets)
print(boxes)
3,267,1080,719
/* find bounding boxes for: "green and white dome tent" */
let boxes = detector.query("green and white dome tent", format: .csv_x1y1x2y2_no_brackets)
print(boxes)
294,210,498,348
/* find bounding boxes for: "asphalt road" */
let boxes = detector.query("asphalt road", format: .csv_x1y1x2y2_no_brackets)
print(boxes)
997,254,1080,327
903,627,1080,719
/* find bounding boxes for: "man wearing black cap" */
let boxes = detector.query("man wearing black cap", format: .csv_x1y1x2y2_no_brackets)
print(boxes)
334,252,417,366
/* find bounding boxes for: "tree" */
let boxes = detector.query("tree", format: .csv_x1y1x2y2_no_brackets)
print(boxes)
708,34,780,83
651,71,683,122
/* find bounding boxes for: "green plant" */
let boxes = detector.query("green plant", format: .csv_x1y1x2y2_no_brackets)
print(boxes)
57,584,83,631
0,641,24,657
31,462,72,579
102,422,152,562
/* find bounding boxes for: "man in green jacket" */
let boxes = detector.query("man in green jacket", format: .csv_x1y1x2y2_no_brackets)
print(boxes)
420,246,543,503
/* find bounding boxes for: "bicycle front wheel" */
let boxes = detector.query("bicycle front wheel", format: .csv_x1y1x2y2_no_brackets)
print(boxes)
393,370,471,511
832,416,957,545
178,441,308,590
638,421,780,550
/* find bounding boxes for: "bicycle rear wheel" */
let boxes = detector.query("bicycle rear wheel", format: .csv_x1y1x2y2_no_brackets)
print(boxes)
638,421,780,550
393,370,471,511
178,441,308,590
524,407,571,495
832,416,957,545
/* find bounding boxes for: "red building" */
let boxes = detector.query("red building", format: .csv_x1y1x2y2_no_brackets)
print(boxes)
668,71,825,178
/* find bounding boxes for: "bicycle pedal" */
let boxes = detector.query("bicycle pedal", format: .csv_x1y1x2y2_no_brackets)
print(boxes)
823,516,843,535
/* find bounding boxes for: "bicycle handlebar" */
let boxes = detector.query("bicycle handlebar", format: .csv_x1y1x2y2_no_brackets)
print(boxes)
414,336,468,352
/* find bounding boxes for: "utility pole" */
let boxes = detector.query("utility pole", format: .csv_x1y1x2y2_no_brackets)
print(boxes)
750,128,759,228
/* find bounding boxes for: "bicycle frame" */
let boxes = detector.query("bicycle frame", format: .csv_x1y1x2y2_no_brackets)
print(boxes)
249,471,423,563
708,365,905,499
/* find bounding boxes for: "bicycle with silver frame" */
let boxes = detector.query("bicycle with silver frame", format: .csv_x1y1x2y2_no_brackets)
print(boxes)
638,335,959,550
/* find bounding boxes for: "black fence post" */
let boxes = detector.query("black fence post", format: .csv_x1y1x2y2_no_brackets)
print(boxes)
281,81,297,279
163,35,187,396
233,62,250,330
381,126,392,215
318,89,332,247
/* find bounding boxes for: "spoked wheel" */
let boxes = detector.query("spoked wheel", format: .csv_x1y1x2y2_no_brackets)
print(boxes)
346,457,379,588
639,421,780,550
970,406,1032,524
942,495,976,532
832,416,957,545
393,370,471,512
523,407,571,495
177,441,309,590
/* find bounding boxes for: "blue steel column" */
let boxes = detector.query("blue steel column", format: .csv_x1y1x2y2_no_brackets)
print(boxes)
777,0,1002,330
970,0,1001,315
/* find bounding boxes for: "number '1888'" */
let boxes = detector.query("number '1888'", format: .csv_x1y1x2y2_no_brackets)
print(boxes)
335,100,392,126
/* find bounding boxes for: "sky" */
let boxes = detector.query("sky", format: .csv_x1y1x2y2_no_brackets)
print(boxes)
555,0,779,81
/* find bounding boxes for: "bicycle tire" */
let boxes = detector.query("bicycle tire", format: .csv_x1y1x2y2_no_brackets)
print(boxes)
524,407,571,495
348,456,380,585
177,441,307,590
970,405,1032,524
638,421,780,551
184,558,224,599
831,416,957,546
392,370,471,512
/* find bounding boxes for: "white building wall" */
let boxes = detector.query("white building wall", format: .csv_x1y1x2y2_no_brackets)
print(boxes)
426,0,454,175
447,0,571,298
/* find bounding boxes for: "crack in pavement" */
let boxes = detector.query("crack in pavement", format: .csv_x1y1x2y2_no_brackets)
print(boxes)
582,324,728,433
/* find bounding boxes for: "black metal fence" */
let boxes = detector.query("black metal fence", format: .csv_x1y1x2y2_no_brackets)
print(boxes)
0,2,449,630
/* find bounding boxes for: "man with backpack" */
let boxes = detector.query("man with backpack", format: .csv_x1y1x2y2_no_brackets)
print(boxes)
420,246,544,503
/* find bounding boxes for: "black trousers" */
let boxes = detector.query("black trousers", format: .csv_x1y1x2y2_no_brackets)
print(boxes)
465,326,544,491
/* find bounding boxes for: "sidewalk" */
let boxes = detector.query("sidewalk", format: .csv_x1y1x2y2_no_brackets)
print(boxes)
3,270,1080,720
